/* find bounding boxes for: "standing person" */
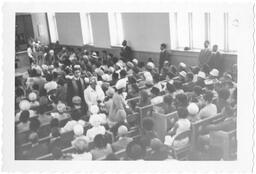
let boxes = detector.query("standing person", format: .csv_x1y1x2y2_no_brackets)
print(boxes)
27,45,34,67
208,45,224,75
159,43,171,73
67,65,87,108
198,40,212,68
120,40,133,62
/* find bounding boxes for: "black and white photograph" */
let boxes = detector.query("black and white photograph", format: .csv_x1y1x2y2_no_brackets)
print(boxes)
1,0,255,173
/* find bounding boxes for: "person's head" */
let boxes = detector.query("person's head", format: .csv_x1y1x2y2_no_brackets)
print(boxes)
45,73,53,82
186,72,194,82
72,96,82,107
212,44,218,52
175,93,188,108
112,72,119,81
151,87,160,97
218,88,230,101
106,87,115,98
126,141,146,160
203,90,214,104
29,118,41,132
73,139,90,154
160,43,167,51
204,40,210,48
28,92,37,102
28,132,39,144
50,118,59,128
93,134,107,149
89,76,97,89
142,117,154,131
163,95,173,106
71,109,82,121
166,82,176,94
117,125,128,137
19,110,30,123
73,124,84,137
49,49,54,56
187,103,199,116
140,90,150,103
150,138,164,151
193,85,203,96
201,64,210,75
120,69,127,78
177,107,189,119
122,40,127,47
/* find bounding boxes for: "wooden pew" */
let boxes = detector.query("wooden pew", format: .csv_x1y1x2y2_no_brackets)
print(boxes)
190,113,224,152
209,129,237,160
152,111,178,141
136,104,154,128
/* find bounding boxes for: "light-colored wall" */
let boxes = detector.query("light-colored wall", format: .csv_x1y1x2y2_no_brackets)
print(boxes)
55,13,83,46
122,13,171,53
90,13,111,48
31,13,50,45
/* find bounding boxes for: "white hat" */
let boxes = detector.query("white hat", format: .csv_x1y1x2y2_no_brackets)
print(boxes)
210,69,219,77
132,59,138,65
57,102,66,113
84,77,90,84
179,71,187,78
41,64,48,70
115,78,127,90
179,62,187,68
92,52,97,57
198,71,206,79
28,92,37,101
89,114,102,127
146,62,155,69
117,125,128,136
90,105,99,114
19,100,31,111
204,79,214,85
73,124,84,136
108,67,114,73
49,49,54,54
187,103,199,115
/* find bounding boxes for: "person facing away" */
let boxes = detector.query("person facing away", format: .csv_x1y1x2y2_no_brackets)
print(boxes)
159,43,171,72
198,40,212,68
111,125,133,152
198,90,217,119
208,44,224,74
120,40,133,62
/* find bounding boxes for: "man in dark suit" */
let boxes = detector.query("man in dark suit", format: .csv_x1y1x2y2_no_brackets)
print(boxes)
66,65,88,109
208,45,224,74
198,40,212,68
159,43,171,72
120,40,133,62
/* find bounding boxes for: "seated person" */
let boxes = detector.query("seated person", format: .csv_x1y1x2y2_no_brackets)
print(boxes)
182,72,195,92
90,134,113,160
86,113,106,142
72,138,92,160
187,102,200,122
125,140,146,160
61,109,87,133
50,102,70,120
50,118,61,137
150,87,163,105
174,93,189,108
144,138,169,161
16,110,31,133
140,118,159,147
198,91,217,119
154,95,176,114
164,107,191,147
137,90,151,107
28,92,40,109
111,125,133,152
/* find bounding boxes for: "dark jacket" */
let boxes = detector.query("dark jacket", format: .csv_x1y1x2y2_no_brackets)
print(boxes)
159,50,171,69
198,48,211,67
120,46,133,62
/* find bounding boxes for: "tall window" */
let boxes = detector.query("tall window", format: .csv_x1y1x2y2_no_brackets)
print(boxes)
108,13,124,46
80,13,94,45
169,12,238,52
47,12,58,43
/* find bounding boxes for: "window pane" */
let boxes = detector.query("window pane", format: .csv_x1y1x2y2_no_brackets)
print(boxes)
108,13,124,46
47,12,58,43
209,12,225,50
192,13,205,49
80,13,93,45
228,13,239,52
176,13,189,49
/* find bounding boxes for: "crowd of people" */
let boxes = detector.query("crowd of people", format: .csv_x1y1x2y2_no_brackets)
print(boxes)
15,39,237,160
